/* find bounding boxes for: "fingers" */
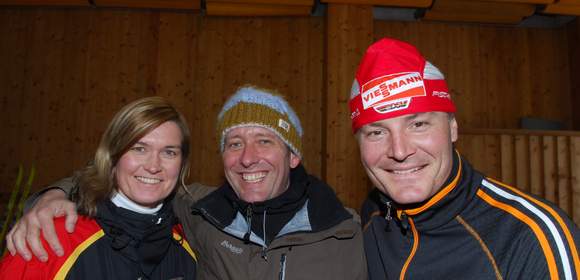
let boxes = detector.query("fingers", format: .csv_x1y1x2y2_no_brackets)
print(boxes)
25,218,48,262
6,215,32,261
62,202,78,233
37,209,62,258
6,221,31,261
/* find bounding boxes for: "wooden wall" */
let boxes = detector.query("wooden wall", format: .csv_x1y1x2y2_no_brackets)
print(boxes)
456,129,580,225
0,8,325,200
0,6,578,216
374,20,573,129
569,19,580,131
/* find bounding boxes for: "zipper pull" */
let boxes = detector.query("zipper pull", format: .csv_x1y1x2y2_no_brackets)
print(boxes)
384,201,392,231
243,204,253,243
278,253,287,280
261,248,268,261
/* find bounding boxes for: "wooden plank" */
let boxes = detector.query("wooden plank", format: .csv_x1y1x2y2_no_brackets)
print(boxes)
556,136,571,216
208,0,312,5
189,16,228,186
326,3,373,209
484,0,554,4
60,9,92,173
94,0,200,9
0,0,88,5
460,128,580,137
321,0,432,8
543,136,557,204
569,19,580,131
571,136,580,225
422,11,526,24
500,134,515,185
516,135,531,193
529,135,543,195
543,2,580,16
0,9,30,193
483,135,500,178
423,0,536,24
429,0,536,15
206,2,312,16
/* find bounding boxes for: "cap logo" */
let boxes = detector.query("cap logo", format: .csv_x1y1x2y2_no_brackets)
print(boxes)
433,90,451,99
278,118,290,132
361,72,426,110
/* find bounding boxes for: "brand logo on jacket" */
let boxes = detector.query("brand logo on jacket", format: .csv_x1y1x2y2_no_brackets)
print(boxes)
221,240,243,255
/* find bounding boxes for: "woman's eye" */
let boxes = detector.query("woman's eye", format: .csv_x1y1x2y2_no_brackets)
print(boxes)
164,150,178,157
131,146,146,153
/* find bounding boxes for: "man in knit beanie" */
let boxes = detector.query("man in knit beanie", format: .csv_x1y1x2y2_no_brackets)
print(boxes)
7,85,368,280
354,38,579,280
186,85,367,279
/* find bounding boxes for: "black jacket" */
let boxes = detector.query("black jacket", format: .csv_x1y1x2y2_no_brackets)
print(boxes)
362,151,580,280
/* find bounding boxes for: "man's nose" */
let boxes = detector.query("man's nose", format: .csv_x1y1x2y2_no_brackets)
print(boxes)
388,132,414,162
240,144,259,167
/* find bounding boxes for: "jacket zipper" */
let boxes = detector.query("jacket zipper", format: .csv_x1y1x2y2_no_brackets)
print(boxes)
278,253,287,280
384,201,392,231
399,214,419,280
243,204,253,243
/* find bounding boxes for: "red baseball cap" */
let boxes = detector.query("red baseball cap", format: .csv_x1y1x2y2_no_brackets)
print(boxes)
349,38,456,133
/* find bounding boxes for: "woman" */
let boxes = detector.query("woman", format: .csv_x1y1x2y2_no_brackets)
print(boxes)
0,97,197,280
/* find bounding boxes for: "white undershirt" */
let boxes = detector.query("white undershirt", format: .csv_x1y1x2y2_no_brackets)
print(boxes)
111,191,162,215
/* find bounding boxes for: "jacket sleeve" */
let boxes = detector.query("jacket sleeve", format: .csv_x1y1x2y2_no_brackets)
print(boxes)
507,204,580,279
24,176,75,212
172,182,217,223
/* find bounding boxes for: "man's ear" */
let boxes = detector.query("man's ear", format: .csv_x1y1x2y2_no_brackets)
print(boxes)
450,116,458,143
290,152,301,168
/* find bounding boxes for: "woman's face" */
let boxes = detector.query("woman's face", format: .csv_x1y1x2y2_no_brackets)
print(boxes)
114,121,183,208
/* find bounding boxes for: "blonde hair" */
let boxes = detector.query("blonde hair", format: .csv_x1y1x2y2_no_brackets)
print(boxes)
74,97,191,216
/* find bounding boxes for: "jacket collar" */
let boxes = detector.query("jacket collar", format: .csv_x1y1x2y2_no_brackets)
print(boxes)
192,164,352,244
389,150,481,231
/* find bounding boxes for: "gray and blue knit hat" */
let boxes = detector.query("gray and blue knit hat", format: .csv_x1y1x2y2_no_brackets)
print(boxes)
217,86,303,158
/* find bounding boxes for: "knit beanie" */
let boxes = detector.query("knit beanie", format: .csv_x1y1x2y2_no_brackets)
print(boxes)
349,37,456,133
217,86,303,158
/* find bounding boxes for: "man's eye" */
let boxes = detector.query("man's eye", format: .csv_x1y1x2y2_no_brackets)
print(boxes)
258,139,273,145
227,142,242,149
413,121,428,129
367,130,383,137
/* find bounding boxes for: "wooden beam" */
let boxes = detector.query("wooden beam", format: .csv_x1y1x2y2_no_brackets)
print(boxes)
422,0,537,24
543,2,580,15
0,0,88,5
428,0,536,15
93,0,200,9
321,0,432,8
205,2,312,16
325,3,373,209
422,11,527,24
208,0,312,5
483,0,554,4
569,19,580,130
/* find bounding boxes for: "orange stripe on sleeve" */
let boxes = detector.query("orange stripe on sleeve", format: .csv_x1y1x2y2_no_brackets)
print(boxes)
487,177,579,280
477,190,559,279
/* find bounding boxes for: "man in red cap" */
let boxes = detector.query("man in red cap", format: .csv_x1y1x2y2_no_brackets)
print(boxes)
352,37,579,279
